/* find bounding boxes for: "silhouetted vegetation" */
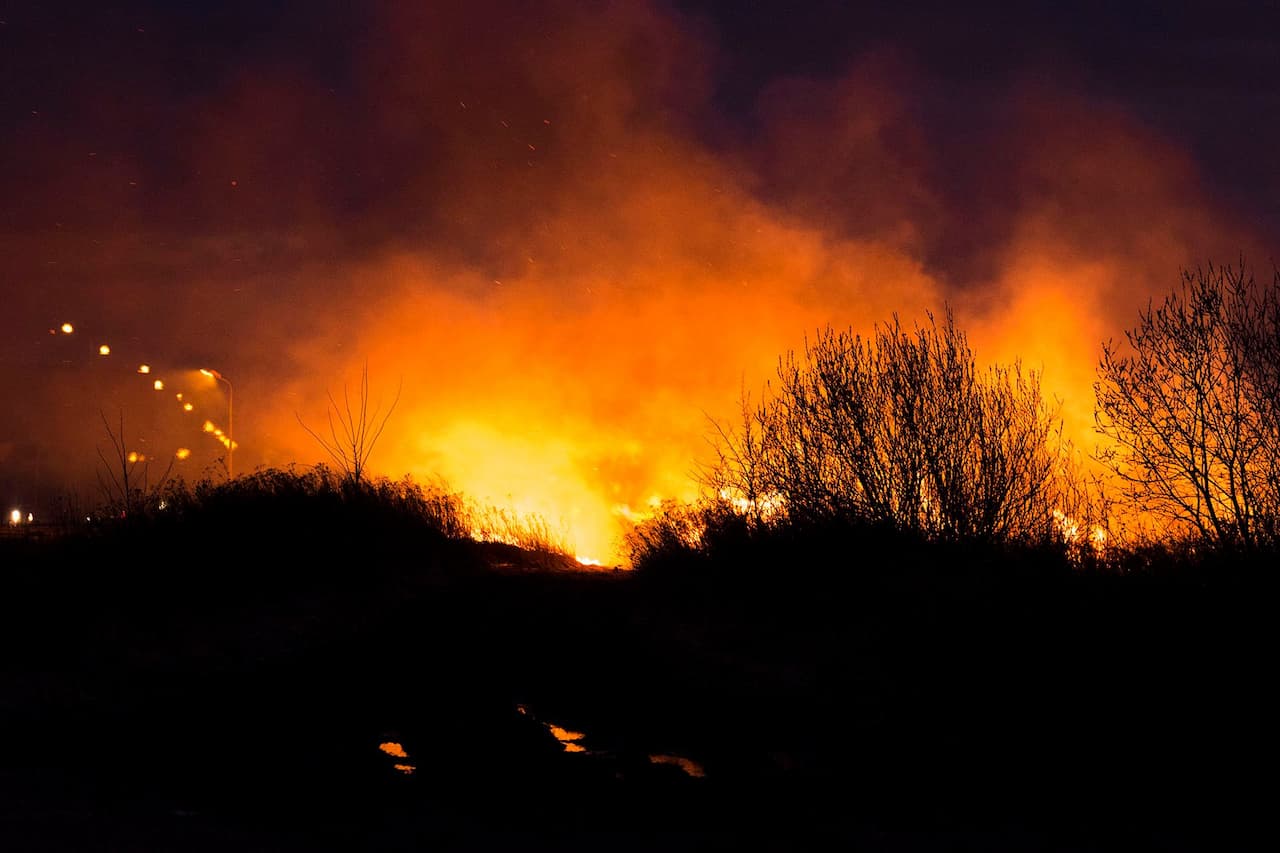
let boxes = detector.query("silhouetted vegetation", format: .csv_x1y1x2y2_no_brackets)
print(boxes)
629,309,1116,577
296,360,402,485
94,408,174,519
706,309,1067,542
1096,259,1280,552
1,454,1271,852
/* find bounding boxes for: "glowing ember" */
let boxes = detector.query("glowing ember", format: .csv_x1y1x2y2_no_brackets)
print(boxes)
547,724,587,753
648,754,706,778
378,742,408,758
377,741,416,774
98,344,110,355
59,323,73,334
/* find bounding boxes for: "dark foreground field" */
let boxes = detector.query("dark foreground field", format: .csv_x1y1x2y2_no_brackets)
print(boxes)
0,491,1272,851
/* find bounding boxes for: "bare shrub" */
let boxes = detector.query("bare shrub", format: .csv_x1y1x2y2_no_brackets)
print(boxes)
297,360,401,485
95,409,175,519
707,309,1065,545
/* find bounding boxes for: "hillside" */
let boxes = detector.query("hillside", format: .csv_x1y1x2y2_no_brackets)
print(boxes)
0,485,1271,852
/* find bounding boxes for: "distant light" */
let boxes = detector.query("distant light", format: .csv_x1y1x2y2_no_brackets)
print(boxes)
127,451,145,463
153,379,164,391
175,393,183,400
60,323,74,334
175,448,191,460
27,512,34,523
200,368,214,378
137,364,151,374
183,402,194,412
157,500,168,511
98,344,111,355
8,509,20,526
202,420,216,433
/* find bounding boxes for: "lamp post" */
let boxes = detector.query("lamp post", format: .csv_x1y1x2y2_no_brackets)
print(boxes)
200,368,233,479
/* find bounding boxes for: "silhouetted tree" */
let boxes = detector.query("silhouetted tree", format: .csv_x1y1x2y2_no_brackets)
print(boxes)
95,409,174,518
297,361,402,485
707,309,1064,544
1090,261,1280,550
1095,260,1280,551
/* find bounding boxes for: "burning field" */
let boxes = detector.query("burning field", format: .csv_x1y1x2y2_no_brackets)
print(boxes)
3,1,1277,563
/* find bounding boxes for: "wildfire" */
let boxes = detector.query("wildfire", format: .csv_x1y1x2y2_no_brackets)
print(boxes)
378,742,415,775
1053,509,1108,554
18,3,1265,571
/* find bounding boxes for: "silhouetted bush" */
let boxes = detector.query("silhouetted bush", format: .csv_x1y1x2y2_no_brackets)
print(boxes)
710,309,1066,542
621,310,1151,585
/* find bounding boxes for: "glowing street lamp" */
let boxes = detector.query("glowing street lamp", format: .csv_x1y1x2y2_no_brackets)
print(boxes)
201,368,234,478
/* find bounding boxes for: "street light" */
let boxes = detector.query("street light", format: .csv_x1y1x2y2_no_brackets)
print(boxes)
200,368,234,479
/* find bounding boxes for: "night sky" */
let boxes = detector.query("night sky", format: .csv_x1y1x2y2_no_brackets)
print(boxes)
4,0,1279,560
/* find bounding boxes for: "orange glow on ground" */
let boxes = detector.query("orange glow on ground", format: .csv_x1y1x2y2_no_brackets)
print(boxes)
378,742,409,758
548,724,585,744
648,753,706,778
